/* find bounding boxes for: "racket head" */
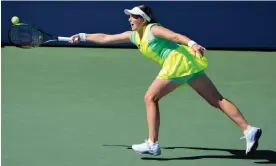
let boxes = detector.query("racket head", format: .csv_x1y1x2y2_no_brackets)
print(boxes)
8,23,45,48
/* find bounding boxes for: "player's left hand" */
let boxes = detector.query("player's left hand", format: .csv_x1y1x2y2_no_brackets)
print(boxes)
192,44,206,57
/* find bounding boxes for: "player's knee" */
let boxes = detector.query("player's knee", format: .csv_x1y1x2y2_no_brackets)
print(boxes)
144,93,158,104
207,96,224,108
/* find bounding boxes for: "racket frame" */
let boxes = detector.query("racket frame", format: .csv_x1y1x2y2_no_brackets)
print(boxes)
8,23,72,49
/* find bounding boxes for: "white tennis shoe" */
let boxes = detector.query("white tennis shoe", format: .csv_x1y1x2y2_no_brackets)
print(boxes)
132,139,161,156
240,125,262,155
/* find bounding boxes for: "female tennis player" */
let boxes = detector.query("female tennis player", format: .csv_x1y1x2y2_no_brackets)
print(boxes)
69,5,262,156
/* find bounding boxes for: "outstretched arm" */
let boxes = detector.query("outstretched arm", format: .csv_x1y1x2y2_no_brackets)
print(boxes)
69,31,131,44
151,26,206,55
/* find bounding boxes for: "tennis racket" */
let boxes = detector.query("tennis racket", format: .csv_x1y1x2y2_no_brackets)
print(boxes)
8,23,74,49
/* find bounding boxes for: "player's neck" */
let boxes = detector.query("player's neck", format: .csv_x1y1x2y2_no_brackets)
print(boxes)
137,25,147,39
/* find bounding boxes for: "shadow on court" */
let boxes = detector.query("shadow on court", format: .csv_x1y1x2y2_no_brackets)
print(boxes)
102,145,276,164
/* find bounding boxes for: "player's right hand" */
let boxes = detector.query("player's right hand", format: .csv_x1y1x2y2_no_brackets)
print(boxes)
191,43,206,58
69,34,80,44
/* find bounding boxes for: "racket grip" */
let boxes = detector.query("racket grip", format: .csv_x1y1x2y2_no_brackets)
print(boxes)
57,36,72,42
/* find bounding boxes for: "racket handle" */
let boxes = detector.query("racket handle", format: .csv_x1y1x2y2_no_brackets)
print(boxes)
57,36,72,42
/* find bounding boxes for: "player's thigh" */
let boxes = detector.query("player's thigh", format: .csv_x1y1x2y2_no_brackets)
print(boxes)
145,78,182,102
188,72,223,106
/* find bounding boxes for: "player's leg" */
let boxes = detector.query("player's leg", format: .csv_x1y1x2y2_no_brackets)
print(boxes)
189,72,248,131
132,78,182,155
188,72,262,154
145,78,182,142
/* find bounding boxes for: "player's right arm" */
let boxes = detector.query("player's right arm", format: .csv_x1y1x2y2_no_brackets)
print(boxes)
69,31,131,44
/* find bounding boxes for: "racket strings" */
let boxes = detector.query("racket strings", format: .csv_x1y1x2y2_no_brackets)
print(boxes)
9,25,43,47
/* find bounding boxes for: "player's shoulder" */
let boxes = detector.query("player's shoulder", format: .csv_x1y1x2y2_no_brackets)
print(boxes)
150,23,167,37
150,23,163,30
148,23,162,28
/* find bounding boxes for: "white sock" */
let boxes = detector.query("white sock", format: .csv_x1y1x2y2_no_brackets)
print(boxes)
148,138,156,145
244,125,252,135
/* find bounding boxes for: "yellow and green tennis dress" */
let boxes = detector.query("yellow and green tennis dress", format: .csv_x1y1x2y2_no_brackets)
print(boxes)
130,23,208,83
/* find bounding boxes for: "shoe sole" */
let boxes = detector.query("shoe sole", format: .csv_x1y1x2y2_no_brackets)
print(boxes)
246,129,262,155
133,150,161,156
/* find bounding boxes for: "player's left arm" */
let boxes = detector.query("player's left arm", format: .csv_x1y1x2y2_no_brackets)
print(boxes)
151,26,206,54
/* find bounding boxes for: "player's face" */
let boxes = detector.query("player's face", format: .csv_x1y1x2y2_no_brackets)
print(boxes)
128,14,146,31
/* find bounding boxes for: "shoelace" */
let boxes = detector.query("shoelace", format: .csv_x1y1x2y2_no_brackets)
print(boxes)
143,139,157,147
240,130,250,140
143,139,151,148
143,139,160,154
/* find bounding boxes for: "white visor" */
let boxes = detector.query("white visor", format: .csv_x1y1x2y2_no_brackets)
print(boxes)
124,7,151,22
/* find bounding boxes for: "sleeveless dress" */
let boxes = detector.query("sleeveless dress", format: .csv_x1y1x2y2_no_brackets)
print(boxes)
130,23,208,83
